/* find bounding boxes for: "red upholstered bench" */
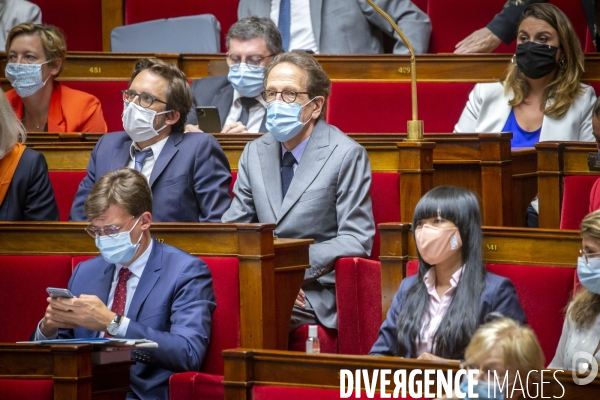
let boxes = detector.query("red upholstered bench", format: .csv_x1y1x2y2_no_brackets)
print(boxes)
169,256,240,400
426,0,588,54
65,81,130,132
252,385,419,399
370,172,400,260
560,175,600,229
405,260,575,365
48,171,87,221
327,82,473,134
0,379,53,400
0,255,72,342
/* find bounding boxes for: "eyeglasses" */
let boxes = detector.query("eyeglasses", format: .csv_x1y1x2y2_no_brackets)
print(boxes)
226,54,274,70
122,89,167,109
261,90,310,104
85,216,136,238
580,249,600,264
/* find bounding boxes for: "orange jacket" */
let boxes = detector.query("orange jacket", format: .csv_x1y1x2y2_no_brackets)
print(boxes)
6,82,107,132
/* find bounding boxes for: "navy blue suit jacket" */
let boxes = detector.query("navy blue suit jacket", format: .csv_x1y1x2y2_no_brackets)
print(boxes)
0,147,58,221
57,240,216,399
369,272,527,357
69,131,232,222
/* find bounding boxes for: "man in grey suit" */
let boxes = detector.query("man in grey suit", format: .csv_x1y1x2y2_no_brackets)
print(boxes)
222,52,375,331
185,17,283,134
238,0,431,54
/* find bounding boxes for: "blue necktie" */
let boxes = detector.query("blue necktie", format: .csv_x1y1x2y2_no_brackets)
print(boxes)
238,97,258,126
134,148,153,172
281,151,296,197
278,0,291,51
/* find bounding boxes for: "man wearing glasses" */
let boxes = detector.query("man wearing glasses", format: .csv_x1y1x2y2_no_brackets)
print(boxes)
222,52,375,336
69,58,232,222
185,16,283,134
36,168,216,399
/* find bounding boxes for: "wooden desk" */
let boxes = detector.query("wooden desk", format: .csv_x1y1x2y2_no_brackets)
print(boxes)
536,141,600,229
0,343,131,400
222,349,598,400
0,222,311,351
378,223,580,320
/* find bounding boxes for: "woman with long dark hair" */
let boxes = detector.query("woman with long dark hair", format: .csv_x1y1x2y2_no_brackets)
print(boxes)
370,186,526,360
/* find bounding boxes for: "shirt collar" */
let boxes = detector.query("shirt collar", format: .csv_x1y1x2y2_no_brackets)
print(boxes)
232,89,267,108
129,135,169,163
423,265,464,292
115,239,153,279
281,135,310,164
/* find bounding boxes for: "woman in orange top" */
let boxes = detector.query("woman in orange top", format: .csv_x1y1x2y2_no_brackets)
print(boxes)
4,23,107,133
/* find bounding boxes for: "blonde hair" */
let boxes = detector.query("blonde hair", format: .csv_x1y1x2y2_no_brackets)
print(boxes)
465,318,545,383
500,3,585,119
568,210,600,328
84,168,153,221
0,91,26,159
6,23,67,75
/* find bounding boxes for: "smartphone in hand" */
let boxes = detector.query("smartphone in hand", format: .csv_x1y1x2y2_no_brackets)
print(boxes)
46,287,74,298
196,106,222,133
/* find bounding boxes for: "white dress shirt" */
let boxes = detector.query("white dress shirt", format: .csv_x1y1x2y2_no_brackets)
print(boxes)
126,136,169,181
270,0,319,53
35,241,153,340
281,135,310,174
224,90,267,133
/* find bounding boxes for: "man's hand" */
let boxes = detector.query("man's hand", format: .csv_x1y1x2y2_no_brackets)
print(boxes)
42,295,115,334
454,27,502,54
295,289,306,309
184,124,203,133
221,121,249,134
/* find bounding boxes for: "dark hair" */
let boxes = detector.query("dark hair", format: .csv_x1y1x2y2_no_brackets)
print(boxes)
264,52,331,119
84,168,153,220
396,186,487,359
226,16,283,55
129,58,192,133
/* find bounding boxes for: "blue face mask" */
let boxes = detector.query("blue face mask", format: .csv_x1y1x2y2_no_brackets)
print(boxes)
460,377,504,400
577,256,600,295
5,61,52,98
266,99,315,142
95,218,142,264
227,63,265,98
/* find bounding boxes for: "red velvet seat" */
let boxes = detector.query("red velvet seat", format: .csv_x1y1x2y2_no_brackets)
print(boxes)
370,172,400,260
426,0,588,54
0,256,72,342
65,81,129,132
327,82,473,133
48,171,87,221
560,175,600,229
29,0,103,51
124,0,238,52
169,256,240,400
0,379,53,400
252,385,418,399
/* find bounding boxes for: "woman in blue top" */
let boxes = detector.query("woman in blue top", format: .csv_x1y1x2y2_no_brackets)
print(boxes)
454,3,595,146
369,186,526,361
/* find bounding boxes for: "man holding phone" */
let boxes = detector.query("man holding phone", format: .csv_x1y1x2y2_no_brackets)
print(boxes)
35,168,216,399
185,16,283,134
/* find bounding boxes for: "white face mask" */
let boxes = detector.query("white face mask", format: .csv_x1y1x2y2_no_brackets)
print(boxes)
5,60,52,98
122,101,171,143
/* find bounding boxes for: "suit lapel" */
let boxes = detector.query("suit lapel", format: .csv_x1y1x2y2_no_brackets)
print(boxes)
111,139,133,170
310,0,323,49
278,120,335,222
216,84,234,125
126,239,162,321
257,134,283,219
149,133,182,187
259,113,267,133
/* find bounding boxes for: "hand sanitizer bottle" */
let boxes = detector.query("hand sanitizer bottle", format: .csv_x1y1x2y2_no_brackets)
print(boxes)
305,325,320,354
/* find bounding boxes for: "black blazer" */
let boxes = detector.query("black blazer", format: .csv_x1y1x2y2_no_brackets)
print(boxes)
369,272,527,357
0,147,58,221
185,75,234,127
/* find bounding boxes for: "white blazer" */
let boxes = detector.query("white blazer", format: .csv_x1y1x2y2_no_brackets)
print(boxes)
454,82,596,142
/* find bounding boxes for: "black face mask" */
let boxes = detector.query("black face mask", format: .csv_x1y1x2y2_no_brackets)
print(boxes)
515,42,559,79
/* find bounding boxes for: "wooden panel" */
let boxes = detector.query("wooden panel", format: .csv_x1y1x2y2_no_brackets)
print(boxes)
0,222,311,351
222,349,599,400
101,0,124,52
0,344,130,400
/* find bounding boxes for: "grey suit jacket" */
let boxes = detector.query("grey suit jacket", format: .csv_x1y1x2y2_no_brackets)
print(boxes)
238,0,431,54
222,119,375,329
185,75,267,132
